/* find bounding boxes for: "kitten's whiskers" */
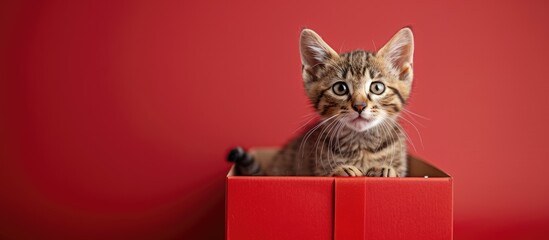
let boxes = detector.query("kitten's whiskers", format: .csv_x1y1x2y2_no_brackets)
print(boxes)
315,115,341,173
299,114,339,172
398,115,424,150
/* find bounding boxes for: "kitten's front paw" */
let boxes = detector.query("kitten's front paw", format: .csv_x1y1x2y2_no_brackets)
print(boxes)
331,165,364,177
366,166,399,177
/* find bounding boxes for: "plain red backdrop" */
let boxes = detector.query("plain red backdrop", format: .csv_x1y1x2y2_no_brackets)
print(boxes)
1,0,549,239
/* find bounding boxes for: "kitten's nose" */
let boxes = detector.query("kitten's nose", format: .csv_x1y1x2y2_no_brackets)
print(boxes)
352,102,367,113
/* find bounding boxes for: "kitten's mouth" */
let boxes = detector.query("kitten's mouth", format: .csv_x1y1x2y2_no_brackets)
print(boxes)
345,115,373,132
351,116,370,123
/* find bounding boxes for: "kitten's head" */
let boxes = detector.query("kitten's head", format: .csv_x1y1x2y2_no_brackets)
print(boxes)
300,28,414,132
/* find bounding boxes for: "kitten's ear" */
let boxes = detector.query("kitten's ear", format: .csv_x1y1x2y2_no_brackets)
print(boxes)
377,27,414,81
300,29,339,68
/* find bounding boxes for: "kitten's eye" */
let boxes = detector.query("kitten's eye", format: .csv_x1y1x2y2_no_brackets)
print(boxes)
332,82,349,96
370,82,385,95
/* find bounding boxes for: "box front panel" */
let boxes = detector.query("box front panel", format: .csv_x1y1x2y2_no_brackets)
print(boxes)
227,177,334,240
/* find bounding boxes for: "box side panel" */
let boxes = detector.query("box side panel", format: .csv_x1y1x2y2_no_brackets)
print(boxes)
363,178,453,240
226,177,334,240
225,177,229,239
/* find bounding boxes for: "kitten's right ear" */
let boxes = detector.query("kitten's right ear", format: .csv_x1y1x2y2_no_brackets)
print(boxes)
376,27,414,82
300,29,339,69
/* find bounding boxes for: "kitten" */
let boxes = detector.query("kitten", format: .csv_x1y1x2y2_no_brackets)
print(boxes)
229,27,414,177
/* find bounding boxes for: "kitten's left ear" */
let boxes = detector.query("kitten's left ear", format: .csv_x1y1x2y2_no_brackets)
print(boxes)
377,27,414,82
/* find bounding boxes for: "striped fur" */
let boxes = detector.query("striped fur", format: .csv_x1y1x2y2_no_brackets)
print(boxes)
238,28,414,177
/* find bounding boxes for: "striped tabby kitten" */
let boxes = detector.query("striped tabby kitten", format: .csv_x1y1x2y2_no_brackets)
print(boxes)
230,27,414,177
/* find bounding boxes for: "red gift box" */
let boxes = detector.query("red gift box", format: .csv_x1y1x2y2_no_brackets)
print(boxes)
226,148,453,240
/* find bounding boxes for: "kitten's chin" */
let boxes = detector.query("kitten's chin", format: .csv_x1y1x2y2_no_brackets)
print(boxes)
345,116,382,132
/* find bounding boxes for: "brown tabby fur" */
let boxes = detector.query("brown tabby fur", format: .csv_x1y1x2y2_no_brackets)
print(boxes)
244,28,414,177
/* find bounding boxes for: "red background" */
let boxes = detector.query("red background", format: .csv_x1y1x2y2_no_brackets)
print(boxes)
1,0,549,239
